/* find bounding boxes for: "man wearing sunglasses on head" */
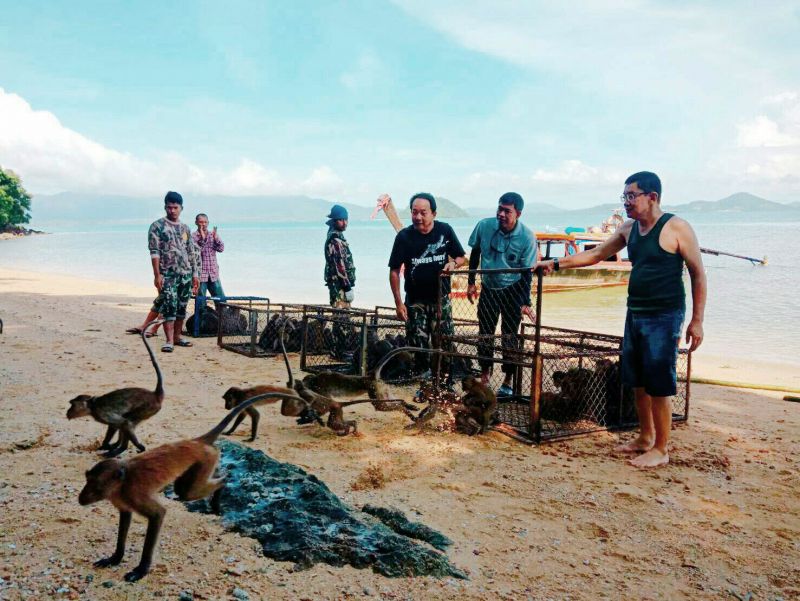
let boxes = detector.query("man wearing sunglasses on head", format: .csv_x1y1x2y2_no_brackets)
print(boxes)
537,172,707,469
467,192,539,396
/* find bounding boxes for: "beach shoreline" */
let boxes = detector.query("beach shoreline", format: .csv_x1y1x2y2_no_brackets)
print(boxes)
2,266,797,391
1,266,798,600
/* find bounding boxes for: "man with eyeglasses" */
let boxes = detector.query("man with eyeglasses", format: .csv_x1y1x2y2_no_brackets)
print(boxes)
538,172,707,468
466,192,538,395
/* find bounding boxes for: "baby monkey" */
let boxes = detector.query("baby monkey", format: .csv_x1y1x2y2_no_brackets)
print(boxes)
67,320,164,456
79,390,303,582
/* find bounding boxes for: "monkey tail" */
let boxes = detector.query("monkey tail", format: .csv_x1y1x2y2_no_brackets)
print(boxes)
279,319,294,388
338,398,405,407
372,346,447,382
142,318,166,396
199,391,306,444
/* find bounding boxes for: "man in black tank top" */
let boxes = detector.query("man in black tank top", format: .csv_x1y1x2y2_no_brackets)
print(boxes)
538,172,707,468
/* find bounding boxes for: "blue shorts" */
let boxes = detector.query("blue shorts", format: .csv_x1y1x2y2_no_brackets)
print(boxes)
621,308,684,397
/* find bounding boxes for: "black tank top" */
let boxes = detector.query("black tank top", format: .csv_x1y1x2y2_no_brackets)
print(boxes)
627,213,685,313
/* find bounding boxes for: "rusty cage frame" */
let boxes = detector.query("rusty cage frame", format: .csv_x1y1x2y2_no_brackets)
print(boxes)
433,267,691,443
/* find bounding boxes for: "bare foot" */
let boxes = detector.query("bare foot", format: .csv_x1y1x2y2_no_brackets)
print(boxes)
613,437,654,453
628,448,669,468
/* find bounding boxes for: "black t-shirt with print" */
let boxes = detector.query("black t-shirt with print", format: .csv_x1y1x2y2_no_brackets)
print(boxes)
388,221,465,305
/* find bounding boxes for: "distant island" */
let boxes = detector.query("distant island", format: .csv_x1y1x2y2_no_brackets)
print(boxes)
31,191,470,226
28,190,798,228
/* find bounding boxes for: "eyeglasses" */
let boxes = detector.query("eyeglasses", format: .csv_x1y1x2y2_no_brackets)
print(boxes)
620,191,648,203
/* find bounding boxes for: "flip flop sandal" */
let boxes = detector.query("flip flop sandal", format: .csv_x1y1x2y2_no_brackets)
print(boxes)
161,343,174,353
174,339,193,347
497,384,514,397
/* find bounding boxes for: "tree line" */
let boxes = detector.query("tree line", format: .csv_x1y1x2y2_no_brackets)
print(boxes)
0,166,32,229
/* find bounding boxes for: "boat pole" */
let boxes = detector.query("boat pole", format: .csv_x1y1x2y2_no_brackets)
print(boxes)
700,247,767,265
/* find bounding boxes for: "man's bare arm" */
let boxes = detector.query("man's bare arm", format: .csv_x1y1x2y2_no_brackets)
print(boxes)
675,219,706,351
538,226,629,273
389,268,406,321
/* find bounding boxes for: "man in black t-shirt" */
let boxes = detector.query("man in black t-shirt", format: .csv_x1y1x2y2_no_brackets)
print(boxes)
388,192,466,372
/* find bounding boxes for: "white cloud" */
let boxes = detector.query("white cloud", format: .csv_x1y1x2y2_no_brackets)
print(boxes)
339,51,388,91
0,89,346,197
461,160,623,206
714,91,800,192
393,1,797,102
532,160,620,184
737,116,797,148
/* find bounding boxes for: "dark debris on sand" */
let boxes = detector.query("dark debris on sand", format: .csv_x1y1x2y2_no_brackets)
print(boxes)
183,440,466,579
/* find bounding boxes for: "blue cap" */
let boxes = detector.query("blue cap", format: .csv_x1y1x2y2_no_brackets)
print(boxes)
327,204,348,221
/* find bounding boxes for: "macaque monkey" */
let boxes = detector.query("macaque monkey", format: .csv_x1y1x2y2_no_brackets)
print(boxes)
67,321,165,456
221,384,319,441
456,375,497,435
79,391,303,582
281,329,417,432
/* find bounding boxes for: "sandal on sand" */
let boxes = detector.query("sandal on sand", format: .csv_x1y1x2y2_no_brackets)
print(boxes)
174,339,193,347
161,343,174,353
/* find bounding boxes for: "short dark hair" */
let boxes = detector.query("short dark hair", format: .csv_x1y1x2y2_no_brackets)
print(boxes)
409,192,436,213
625,172,661,200
498,192,524,211
164,191,184,206
195,213,208,220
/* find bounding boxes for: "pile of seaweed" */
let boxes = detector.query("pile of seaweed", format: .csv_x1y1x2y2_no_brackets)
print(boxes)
184,440,466,579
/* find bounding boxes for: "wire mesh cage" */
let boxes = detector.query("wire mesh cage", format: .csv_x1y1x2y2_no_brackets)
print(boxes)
300,305,370,374
435,268,691,443
217,300,305,358
299,305,423,381
184,296,268,338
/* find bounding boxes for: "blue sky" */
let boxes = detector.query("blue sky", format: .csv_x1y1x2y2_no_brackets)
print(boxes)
1,1,799,208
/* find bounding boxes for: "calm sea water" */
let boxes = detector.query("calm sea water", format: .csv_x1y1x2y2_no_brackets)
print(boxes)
3,211,799,366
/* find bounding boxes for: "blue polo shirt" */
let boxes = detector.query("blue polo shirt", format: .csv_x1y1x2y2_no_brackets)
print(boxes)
468,218,537,289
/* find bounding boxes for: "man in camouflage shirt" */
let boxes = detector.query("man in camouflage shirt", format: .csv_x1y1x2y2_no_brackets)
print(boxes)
324,204,356,308
148,191,200,352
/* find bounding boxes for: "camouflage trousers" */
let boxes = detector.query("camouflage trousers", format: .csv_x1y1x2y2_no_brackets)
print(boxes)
151,272,192,322
406,300,454,373
328,287,354,358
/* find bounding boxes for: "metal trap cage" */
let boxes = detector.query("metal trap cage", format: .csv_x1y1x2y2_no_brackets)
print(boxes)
300,305,456,381
432,267,690,443
300,305,371,374
184,295,267,338
217,300,305,358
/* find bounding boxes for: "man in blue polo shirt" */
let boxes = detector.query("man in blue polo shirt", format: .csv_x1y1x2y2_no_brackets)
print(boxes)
467,192,538,395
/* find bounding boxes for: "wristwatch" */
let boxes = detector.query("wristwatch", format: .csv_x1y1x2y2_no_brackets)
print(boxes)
553,257,560,272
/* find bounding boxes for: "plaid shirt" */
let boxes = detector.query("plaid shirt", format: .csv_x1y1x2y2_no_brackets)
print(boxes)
192,230,224,282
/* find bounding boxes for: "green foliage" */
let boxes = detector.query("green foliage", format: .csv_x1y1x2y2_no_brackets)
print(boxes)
0,167,32,227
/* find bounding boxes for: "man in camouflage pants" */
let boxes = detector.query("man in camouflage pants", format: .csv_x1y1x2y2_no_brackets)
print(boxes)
324,204,356,308
148,191,200,352
388,193,466,374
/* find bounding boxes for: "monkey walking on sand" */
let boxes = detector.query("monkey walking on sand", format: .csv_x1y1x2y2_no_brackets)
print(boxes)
67,320,165,456
220,384,323,441
280,326,418,434
79,391,305,582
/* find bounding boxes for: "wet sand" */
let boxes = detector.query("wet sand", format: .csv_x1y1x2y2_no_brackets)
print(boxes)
0,267,798,600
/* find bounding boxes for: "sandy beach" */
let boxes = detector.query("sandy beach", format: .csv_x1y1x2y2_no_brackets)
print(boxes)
1,266,798,600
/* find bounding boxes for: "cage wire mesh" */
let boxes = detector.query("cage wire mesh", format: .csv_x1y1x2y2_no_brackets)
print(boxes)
184,295,267,338
437,268,691,443
300,305,370,374
217,300,305,358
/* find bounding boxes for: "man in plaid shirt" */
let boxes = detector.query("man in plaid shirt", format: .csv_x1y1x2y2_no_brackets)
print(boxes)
192,213,225,305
